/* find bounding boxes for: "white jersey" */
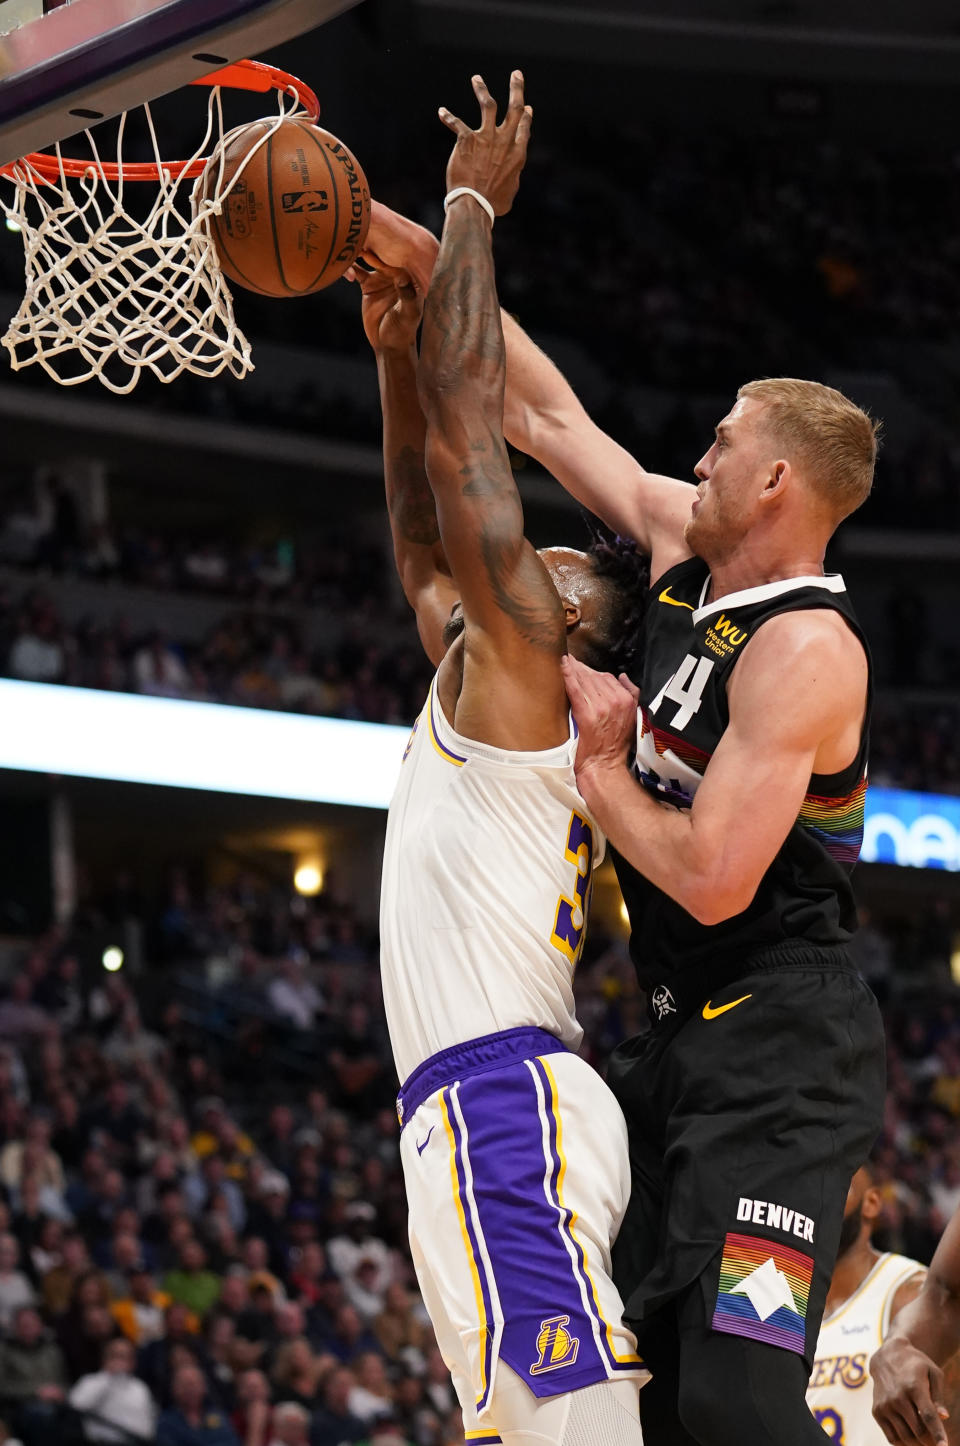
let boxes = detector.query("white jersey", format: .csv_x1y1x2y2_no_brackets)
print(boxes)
380,674,605,1082
807,1253,925,1445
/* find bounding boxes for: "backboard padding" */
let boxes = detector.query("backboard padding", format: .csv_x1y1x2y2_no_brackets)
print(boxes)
0,0,360,164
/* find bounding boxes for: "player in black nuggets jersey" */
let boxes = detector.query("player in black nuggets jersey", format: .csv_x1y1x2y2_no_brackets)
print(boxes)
556,379,886,1446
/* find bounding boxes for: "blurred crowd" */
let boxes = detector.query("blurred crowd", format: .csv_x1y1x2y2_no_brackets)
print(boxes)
871,698,960,797
0,584,431,728
0,869,956,1446
0,872,454,1446
0,485,383,610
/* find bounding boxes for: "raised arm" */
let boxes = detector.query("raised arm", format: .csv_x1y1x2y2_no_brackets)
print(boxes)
365,201,694,579
417,73,569,751
872,1207,960,1446
356,263,457,666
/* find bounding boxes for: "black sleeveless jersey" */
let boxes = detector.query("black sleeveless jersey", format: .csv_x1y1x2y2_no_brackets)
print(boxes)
614,557,872,991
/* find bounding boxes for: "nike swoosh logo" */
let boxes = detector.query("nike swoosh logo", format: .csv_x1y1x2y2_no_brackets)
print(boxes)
659,586,694,610
702,993,752,1020
416,1127,434,1156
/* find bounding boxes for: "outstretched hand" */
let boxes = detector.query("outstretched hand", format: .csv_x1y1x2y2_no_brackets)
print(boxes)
562,655,640,790
439,71,533,217
348,261,423,354
872,1339,950,1446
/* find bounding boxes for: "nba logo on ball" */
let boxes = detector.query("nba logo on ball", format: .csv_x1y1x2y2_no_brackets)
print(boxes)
530,1316,580,1375
282,190,328,214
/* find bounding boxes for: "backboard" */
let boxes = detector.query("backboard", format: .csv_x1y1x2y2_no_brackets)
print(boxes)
0,0,361,165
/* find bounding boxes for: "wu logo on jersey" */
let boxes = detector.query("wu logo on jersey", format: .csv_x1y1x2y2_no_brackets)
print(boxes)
529,1315,580,1375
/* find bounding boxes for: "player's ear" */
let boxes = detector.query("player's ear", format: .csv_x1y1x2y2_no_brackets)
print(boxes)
862,1186,883,1223
761,458,790,501
563,602,582,632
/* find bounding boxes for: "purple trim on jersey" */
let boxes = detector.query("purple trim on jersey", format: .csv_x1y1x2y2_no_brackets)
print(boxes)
447,1088,497,1413
397,1026,567,1128
429,682,468,764
453,1057,639,1397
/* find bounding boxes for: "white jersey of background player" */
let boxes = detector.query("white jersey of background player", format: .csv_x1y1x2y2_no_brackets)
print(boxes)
807,1167,925,1445
360,73,647,1446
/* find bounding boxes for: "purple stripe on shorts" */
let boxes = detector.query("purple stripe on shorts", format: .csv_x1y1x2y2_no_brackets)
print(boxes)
454,1057,623,1397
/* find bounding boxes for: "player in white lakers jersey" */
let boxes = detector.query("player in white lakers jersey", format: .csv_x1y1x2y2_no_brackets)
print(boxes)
807,1168,925,1445
361,73,648,1446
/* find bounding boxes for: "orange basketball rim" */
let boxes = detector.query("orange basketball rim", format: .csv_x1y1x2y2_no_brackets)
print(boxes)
0,58,320,182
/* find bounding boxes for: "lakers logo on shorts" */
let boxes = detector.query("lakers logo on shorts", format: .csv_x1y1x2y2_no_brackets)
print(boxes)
530,1315,580,1375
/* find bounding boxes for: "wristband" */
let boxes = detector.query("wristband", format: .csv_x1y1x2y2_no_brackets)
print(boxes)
443,187,495,227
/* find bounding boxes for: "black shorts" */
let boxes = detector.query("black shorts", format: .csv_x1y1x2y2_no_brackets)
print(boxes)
607,943,886,1369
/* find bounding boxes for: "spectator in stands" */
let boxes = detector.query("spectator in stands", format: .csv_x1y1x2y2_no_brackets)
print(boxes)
0,1234,36,1330
110,1265,169,1346
41,1232,95,1317
235,1283,277,1356
68,1335,157,1443
422,1349,455,1422
133,633,190,699
0,978,53,1045
231,1370,271,1446
59,1301,120,1381
327,1206,390,1303
265,1402,309,1446
266,957,323,1033
320,1305,380,1365
138,1302,203,1405
28,1217,64,1281
0,1304,67,1418
326,1006,384,1113
373,1285,427,1366
7,607,65,684
286,1242,326,1313
346,1354,392,1426
237,1239,283,1304
204,1313,239,1410
364,1416,414,1446
268,1338,328,1410
157,1364,239,1446
310,1367,366,1446
163,1242,222,1319
0,1115,65,1197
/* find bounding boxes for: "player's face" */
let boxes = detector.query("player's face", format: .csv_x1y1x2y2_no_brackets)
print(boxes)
686,399,772,562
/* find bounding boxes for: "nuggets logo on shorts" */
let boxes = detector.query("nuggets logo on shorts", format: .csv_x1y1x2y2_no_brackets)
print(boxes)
712,1232,813,1354
530,1315,580,1375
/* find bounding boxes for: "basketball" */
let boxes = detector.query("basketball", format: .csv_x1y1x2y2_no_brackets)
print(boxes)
200,117,371,298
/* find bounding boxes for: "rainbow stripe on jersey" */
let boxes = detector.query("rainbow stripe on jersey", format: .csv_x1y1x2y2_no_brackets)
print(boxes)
797,776,867,867
712,1232,813,1355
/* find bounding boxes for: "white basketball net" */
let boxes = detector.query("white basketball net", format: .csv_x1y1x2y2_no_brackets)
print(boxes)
0,86,299,395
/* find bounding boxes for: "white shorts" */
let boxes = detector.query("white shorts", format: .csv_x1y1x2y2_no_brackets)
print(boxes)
397,1027,648,1441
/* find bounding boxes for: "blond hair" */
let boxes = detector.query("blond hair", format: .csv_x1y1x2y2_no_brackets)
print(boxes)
737,377,879,523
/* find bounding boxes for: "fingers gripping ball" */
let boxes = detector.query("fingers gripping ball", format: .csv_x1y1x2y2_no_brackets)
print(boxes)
201,118,371,297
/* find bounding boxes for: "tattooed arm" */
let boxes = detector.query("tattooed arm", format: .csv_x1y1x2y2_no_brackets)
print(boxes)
358,265,457,666
418,74,569,750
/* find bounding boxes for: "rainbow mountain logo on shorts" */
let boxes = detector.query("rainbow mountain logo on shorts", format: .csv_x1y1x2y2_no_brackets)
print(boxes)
530,1315,580,1375
712,1232,813,1355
